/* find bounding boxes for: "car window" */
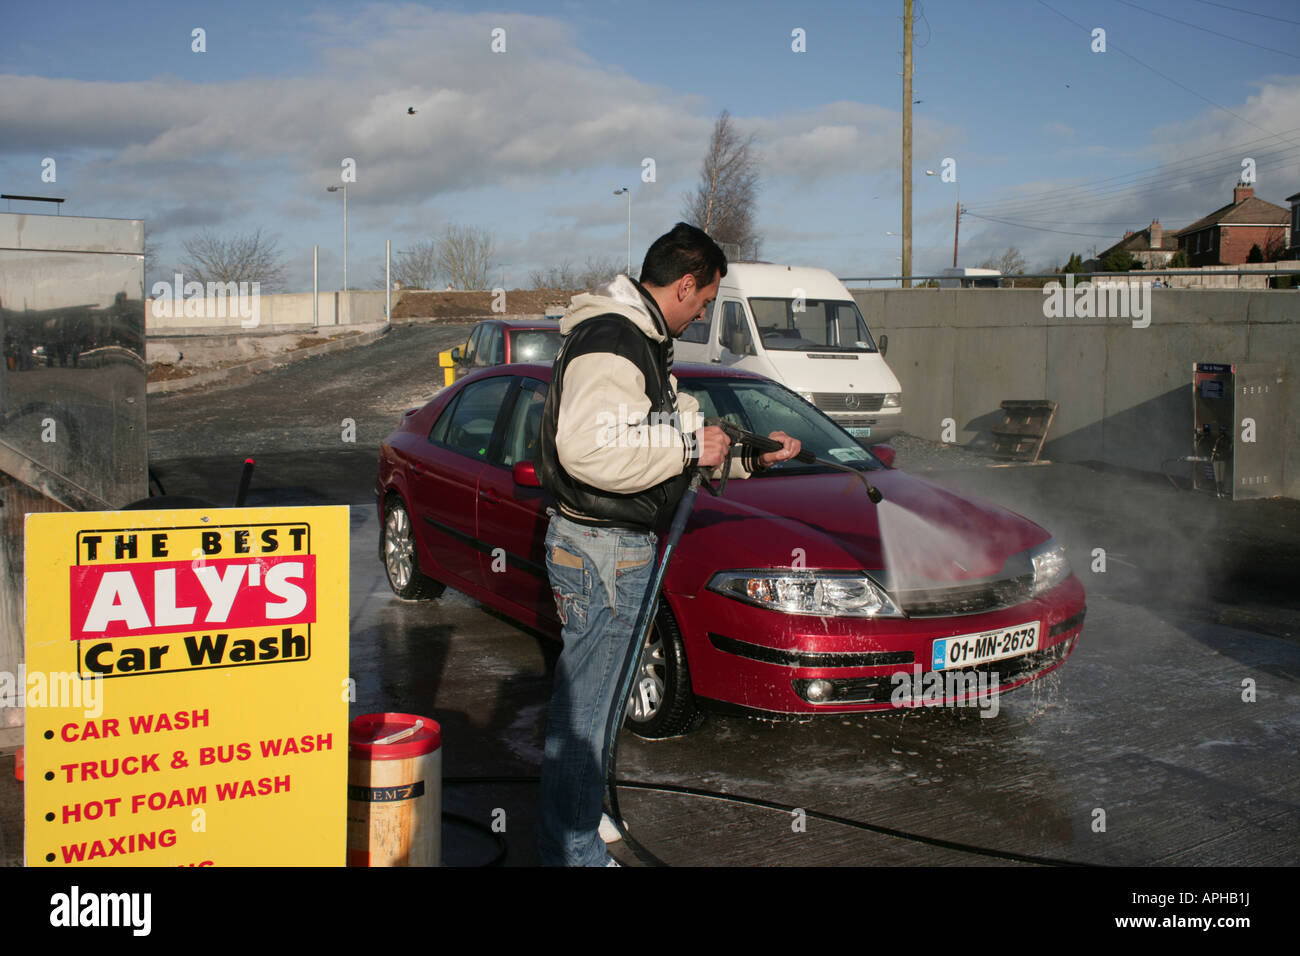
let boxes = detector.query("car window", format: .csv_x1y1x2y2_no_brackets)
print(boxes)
499,380,547,467
680,377,881,473
509,330,561,364
433,377,513,459
462,326,482,365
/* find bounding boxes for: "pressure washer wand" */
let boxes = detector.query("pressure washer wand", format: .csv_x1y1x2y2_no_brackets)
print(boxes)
602,469,703,866
704,417,883,503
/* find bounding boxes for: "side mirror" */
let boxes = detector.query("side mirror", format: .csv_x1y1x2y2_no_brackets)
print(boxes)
451,346,462,362
870,444,896,469
878,334,888,357
728,330,749,355
513,460,542,487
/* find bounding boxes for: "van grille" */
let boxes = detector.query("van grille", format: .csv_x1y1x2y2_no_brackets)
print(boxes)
813,392,886,412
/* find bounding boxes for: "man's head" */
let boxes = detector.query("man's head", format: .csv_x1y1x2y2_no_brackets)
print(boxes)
639,222,727,335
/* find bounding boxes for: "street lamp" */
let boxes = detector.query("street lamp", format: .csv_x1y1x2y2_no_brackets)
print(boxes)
613,187,630,275
326,185,347,290
925,169,962,268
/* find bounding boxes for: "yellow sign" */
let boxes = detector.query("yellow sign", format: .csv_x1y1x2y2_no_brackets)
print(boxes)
24,506,350,866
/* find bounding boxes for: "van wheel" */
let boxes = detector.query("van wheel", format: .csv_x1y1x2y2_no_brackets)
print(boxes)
625,603,701,739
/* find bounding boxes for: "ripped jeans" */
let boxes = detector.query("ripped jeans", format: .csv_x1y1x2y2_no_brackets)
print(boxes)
538,513,656,866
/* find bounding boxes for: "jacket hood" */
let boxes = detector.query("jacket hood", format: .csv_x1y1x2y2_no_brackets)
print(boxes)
560,275,668,341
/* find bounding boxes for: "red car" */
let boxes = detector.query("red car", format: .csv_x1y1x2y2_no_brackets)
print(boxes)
440,318,562,382
376,364,1086,737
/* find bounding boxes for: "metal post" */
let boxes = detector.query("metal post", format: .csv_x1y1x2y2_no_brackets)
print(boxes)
625,190,631,275
313,245,319,328
385,239,391,326
342,186,348,292
901,0,913,289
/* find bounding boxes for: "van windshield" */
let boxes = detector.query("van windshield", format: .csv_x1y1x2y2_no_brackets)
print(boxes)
747,298,878,352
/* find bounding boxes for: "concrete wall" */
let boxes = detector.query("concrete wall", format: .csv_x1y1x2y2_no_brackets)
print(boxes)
146,290,390,333
853,288,1300,497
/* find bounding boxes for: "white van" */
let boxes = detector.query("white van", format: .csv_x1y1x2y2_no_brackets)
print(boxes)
675,262,903,441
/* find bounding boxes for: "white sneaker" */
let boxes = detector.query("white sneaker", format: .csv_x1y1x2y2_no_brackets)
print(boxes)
599,813,624,843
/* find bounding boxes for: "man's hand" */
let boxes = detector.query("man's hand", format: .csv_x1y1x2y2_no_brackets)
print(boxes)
695,425,731,468
758,431,801,467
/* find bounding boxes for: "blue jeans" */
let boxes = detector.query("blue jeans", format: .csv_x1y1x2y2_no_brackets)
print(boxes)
538,514,656,866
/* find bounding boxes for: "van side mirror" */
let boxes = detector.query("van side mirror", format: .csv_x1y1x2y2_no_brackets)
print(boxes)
878,334,888,357
727,330,750,355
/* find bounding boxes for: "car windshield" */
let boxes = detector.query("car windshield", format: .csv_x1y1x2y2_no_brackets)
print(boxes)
679,377,884,474
746,298,878,352
510,329,561,363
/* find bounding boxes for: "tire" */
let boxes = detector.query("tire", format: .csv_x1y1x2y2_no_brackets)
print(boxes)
625,603,701,739
382,494,446,601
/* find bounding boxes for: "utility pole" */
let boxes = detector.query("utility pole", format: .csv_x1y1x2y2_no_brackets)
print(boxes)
901,0,913,288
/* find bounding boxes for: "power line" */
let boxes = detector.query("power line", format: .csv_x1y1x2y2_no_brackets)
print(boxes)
1187,0,1300,28
967,123,1300,218
1034,0,1300,152
970,148,1298,219
1113,0,1300,60
962,212,1122,238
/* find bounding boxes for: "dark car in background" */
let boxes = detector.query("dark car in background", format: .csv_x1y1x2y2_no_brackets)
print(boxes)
376,364,1086,738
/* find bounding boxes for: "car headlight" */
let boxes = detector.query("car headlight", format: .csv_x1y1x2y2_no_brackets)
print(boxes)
708,570,904,618
883,392,902,408
1029,539,1071,597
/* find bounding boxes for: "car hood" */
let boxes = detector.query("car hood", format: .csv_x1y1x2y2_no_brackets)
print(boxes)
665,468,1050,594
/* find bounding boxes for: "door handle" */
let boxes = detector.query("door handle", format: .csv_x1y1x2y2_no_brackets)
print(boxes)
479,488,500,504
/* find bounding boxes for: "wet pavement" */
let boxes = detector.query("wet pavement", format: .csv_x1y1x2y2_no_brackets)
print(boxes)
3,322,1296,867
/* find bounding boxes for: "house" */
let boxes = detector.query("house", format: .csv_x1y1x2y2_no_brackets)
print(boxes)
1173,184,1290,265
1285,190,1300,260
1093,219,1180,269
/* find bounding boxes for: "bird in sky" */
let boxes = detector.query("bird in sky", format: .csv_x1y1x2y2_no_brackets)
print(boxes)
407,107,417,115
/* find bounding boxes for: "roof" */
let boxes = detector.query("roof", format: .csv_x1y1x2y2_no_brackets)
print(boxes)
475,317,562,329
718,262,851,298
1173,196,1290,236
1286,191,1300,203
1097,225,1180,259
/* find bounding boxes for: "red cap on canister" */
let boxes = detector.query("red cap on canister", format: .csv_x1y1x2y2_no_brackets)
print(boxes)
348,713,441,760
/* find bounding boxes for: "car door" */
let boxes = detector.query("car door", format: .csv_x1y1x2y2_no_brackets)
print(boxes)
473,378,557,627
410,375,514,591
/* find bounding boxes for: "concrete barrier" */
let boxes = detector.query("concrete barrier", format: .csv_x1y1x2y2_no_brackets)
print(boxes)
146,290,391,333
852,288,1299,498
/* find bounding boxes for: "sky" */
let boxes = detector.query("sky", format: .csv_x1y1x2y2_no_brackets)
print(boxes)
2,0,1298,292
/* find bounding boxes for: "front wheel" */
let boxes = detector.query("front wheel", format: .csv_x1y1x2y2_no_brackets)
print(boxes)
625,603,700,739
382,494,445,601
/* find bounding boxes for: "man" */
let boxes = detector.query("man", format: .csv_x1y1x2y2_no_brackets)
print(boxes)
536,222,800,866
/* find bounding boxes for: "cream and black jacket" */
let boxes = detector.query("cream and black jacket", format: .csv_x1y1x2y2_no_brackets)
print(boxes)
538,275,756,531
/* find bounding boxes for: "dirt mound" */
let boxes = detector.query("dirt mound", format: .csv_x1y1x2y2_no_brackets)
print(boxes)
393,289,577,320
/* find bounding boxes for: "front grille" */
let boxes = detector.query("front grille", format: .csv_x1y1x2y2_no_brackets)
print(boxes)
793,637,1075,705
812,392,886,413
895,572,1035,617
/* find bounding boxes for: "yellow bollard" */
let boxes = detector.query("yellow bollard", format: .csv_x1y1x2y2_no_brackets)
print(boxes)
437,348,460,387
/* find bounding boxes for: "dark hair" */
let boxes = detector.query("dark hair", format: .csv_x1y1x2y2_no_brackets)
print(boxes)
639,222,727,289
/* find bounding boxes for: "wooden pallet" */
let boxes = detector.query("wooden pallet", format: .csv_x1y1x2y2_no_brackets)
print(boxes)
990,400,1058,462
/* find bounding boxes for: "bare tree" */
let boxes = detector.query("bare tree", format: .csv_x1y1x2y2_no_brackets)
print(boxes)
576,256,624,290
977,246,1027,275
180,228,286,290
438,225,496,289
381,238,439,290
682,109,761,257
529,260,577,290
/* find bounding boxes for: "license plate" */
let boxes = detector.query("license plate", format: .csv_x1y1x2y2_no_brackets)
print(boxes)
932,621,1040,671
845,426,872,437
